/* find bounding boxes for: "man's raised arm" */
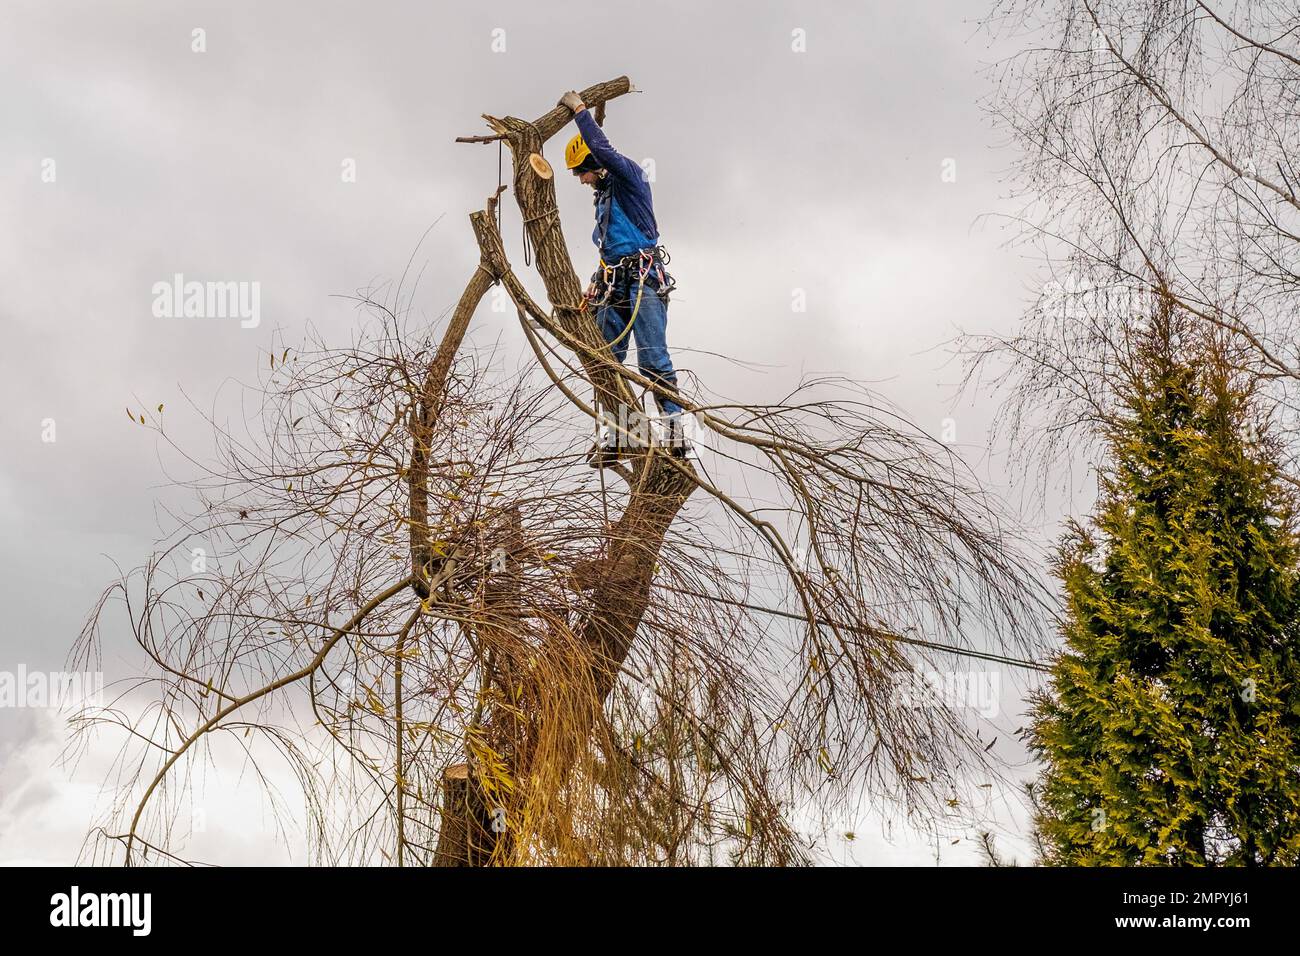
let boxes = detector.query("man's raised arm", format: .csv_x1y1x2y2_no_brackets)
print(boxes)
558,90,641,181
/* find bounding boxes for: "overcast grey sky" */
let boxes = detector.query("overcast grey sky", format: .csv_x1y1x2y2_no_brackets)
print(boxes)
0,0,1082,865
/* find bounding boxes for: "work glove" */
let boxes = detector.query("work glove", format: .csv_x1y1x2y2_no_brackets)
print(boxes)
558,90,585,113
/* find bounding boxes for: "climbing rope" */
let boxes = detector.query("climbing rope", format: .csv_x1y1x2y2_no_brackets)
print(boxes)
607,270,648,349
521,206,561,267
595,391,610,530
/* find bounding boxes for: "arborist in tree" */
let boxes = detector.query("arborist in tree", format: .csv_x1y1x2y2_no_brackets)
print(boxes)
556,89,692,467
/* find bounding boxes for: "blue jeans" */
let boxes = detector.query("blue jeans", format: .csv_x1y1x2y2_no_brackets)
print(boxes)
595,264,683,416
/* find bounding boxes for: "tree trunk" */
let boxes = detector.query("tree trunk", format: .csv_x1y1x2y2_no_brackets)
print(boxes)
433,77,697,865
431,763,498,866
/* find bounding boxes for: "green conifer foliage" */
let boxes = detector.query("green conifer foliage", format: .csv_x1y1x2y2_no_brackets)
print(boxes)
1028,310,1300,865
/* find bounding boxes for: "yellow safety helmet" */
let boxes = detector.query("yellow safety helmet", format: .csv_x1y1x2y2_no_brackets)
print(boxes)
565,133,592,170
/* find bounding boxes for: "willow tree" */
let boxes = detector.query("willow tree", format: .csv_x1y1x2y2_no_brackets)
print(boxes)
74,78,1045,867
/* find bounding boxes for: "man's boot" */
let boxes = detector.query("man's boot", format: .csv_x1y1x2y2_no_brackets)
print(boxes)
587,425,621,469
664,413,694,460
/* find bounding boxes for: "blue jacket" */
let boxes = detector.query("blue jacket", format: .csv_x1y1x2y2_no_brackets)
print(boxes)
574,109,659,261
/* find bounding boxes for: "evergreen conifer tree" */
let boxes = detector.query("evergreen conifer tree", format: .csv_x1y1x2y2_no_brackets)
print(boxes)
1029,308,1300,865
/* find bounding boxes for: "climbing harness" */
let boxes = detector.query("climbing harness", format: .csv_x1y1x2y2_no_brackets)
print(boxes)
585,245,676,349
602,251,653,349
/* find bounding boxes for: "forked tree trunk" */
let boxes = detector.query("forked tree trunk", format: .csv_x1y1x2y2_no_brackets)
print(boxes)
428,78,697,865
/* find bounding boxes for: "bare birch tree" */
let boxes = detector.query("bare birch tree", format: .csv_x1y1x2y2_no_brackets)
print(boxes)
970,0,1300,479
